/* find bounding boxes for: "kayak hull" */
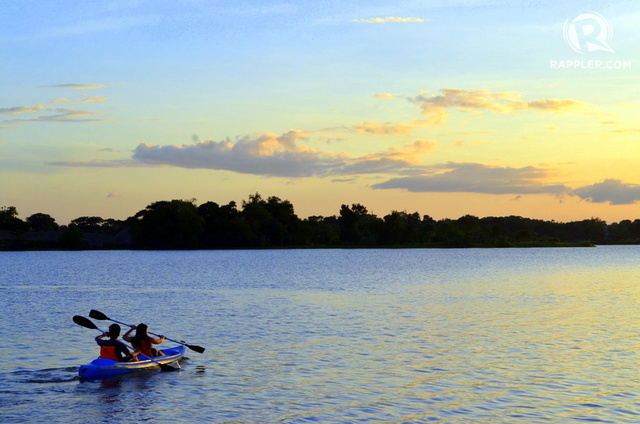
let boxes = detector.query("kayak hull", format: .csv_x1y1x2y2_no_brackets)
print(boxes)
78,345,186,379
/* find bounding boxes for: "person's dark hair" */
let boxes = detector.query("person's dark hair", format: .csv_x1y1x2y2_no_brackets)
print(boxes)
133,323,149,342
108,324,121,339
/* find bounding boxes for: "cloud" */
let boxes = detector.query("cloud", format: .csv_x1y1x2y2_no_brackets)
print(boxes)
1,96,109,126
340,140,437,175
49,96,107,104
407,88,588,126
132,131,348,178
357,139,436,165
351,120,425,135
0,104,46,115
47,159,144,167
39,86,612,203
371,162,571,195
41,84,105,90
48,123,640,207
373,92,396,101
5,108,109,124
52,130,438,179
573,179,640,205
353,17,426,23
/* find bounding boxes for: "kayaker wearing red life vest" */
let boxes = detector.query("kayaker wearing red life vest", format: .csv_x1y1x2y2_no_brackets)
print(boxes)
95,324,133,362
123,323,166,358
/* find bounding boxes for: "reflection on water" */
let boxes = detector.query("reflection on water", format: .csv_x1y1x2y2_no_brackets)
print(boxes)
1,247,640,423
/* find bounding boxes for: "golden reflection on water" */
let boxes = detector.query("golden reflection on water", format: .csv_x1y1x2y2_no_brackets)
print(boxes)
280,249,640,422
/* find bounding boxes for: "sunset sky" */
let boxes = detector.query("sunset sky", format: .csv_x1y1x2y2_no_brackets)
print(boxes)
1,0,639,224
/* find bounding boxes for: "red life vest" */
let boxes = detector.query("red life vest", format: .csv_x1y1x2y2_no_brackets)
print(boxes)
100,344,119,361
133,338,154,356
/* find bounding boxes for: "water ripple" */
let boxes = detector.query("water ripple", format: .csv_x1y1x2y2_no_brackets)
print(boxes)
2,247,640,423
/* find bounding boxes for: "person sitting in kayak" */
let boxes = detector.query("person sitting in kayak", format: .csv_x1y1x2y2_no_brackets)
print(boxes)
123,323,166,358
95,324,133,362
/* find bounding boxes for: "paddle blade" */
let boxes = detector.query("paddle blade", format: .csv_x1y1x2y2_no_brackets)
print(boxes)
159,363,180,372
73,315,98,330
89,309,109,320
187,344,205,354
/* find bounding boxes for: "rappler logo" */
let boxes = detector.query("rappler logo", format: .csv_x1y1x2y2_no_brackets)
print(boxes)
563,11,614,54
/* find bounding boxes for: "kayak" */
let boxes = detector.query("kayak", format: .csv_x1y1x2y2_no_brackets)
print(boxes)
78,345,186,379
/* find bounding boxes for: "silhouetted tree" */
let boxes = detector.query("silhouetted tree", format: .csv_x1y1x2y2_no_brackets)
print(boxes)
132,199,204,249
0,206,28,233
382,211,428,245
198,200,250,248
27,213,59,232
302,215,339,246
568,218,607,242
338,204,357,244
71,216,105,233
9,193,640,250
237,193,301,246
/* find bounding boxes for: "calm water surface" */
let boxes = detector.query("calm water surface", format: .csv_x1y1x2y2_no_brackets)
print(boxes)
1,247,640,423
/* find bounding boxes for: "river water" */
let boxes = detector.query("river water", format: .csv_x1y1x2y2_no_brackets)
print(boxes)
1,247,640,423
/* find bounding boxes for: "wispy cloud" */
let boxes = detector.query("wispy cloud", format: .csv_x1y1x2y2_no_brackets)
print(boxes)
47,159,144,168
0,105,46,115
574,179,640,205
339,140,437,175
41,84,105,90
49,96,107,104
349,88,590,137
353,17,426,23
1,90,109,127
1,107,109,124
31,109,109,123
373,92,397,101
407,88,589,126
351,119,426,135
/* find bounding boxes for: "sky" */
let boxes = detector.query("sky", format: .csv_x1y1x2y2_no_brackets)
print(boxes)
1,0,639,224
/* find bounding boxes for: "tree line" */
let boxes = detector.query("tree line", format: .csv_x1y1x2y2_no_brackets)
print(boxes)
2,193,640,250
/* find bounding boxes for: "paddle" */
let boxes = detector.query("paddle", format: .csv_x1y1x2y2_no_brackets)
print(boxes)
88,309,206,354
72,315,177,371
73,315,103,332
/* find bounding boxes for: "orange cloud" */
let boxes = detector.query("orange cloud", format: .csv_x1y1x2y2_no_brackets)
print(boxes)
373,92,396,101
41,83,105,90
352,121,414,135
407,88,589,126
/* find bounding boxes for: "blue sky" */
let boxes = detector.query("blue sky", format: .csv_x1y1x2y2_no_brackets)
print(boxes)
1,1,639,223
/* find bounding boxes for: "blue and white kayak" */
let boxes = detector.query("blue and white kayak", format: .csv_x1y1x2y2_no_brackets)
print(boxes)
78,345,186,379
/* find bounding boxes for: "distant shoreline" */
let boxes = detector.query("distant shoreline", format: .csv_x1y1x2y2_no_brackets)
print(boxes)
0,240,604,252
3,194,640,251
